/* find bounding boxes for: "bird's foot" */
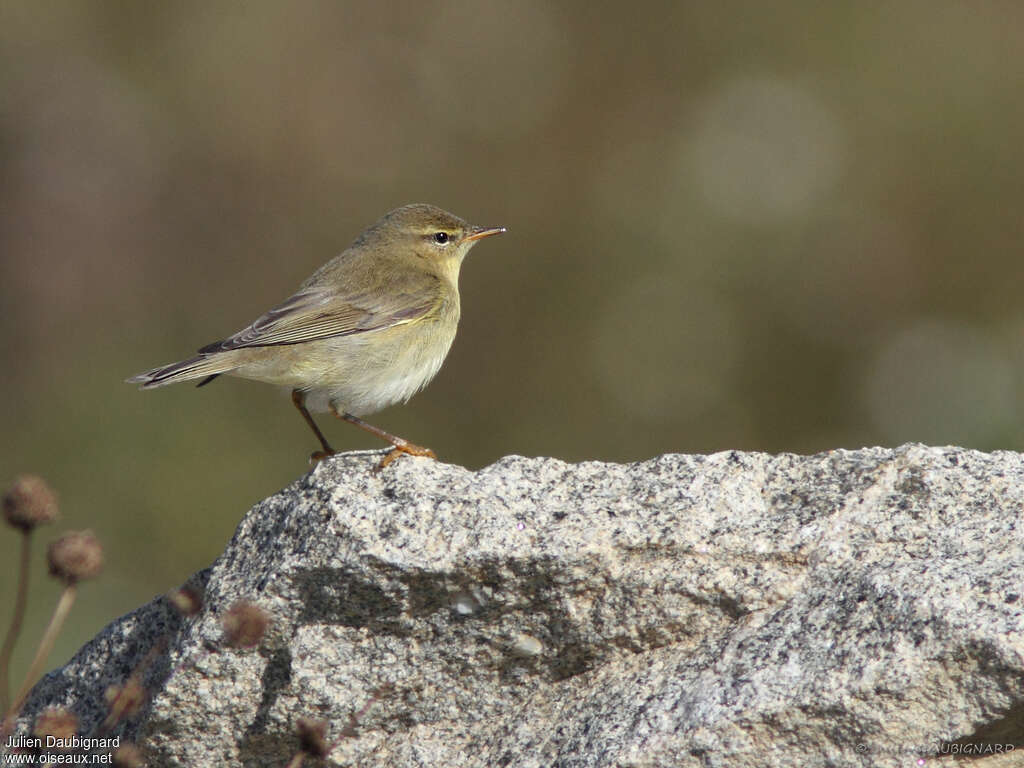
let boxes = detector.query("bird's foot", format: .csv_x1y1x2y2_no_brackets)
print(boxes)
309,448,336,464
375,440,437,472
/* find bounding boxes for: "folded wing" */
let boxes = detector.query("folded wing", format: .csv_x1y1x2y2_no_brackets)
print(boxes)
199,276,442,353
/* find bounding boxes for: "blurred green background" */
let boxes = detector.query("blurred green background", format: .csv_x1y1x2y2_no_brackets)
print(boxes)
3,1,1024,686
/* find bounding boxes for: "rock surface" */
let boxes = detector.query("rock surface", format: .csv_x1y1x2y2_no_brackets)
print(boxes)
11,445,1024,767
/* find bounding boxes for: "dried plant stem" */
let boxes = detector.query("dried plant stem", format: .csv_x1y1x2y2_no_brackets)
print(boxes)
99,636,168,734
285,754,306,768
330,689,383,749
4,584,77,730
0,532,32,714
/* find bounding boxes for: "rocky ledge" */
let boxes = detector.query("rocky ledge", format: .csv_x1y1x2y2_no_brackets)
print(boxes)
12,445,1024,767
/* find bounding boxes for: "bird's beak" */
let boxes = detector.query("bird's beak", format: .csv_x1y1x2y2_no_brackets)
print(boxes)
460,226,506,244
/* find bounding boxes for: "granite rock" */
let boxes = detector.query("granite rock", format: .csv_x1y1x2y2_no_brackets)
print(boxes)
11,445,1024,767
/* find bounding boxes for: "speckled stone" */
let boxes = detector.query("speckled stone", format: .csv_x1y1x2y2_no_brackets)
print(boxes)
12,445,1024,767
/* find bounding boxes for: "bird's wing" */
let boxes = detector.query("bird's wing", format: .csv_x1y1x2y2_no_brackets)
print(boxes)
198,277,442,353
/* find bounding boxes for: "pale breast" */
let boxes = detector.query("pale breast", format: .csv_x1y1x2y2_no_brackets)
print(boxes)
300,312,458,416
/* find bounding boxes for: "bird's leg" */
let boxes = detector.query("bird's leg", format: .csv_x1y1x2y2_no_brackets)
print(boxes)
328,405,437,470
291,390,335,462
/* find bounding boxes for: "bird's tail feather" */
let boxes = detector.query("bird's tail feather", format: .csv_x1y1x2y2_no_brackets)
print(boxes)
126,354,236,389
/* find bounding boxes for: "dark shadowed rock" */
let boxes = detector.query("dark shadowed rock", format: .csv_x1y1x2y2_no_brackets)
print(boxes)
11,445,1024,767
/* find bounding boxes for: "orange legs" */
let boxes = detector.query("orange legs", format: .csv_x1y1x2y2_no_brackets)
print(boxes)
329,406,436,470
291,390,335,461
291,390,436,470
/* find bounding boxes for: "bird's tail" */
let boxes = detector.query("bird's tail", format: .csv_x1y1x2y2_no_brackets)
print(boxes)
126,353,237,389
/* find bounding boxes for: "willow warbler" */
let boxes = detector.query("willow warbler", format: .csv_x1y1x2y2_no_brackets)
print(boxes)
127,204,505,468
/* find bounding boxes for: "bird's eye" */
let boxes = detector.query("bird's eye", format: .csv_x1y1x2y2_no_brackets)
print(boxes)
432,232,450,244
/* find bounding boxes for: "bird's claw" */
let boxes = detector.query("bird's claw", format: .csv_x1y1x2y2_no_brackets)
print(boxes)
373,441,437,473
309,449,336,464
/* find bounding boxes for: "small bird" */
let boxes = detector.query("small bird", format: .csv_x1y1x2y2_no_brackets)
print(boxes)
128,204,505,468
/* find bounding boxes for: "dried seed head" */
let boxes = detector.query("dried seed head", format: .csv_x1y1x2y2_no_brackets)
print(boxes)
47,530,104,584
296,716,330,757
104,676,146,725
4,475,59,531
167,586,203,617
221,601,270,649
34,707,79,741
111,743,144,768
